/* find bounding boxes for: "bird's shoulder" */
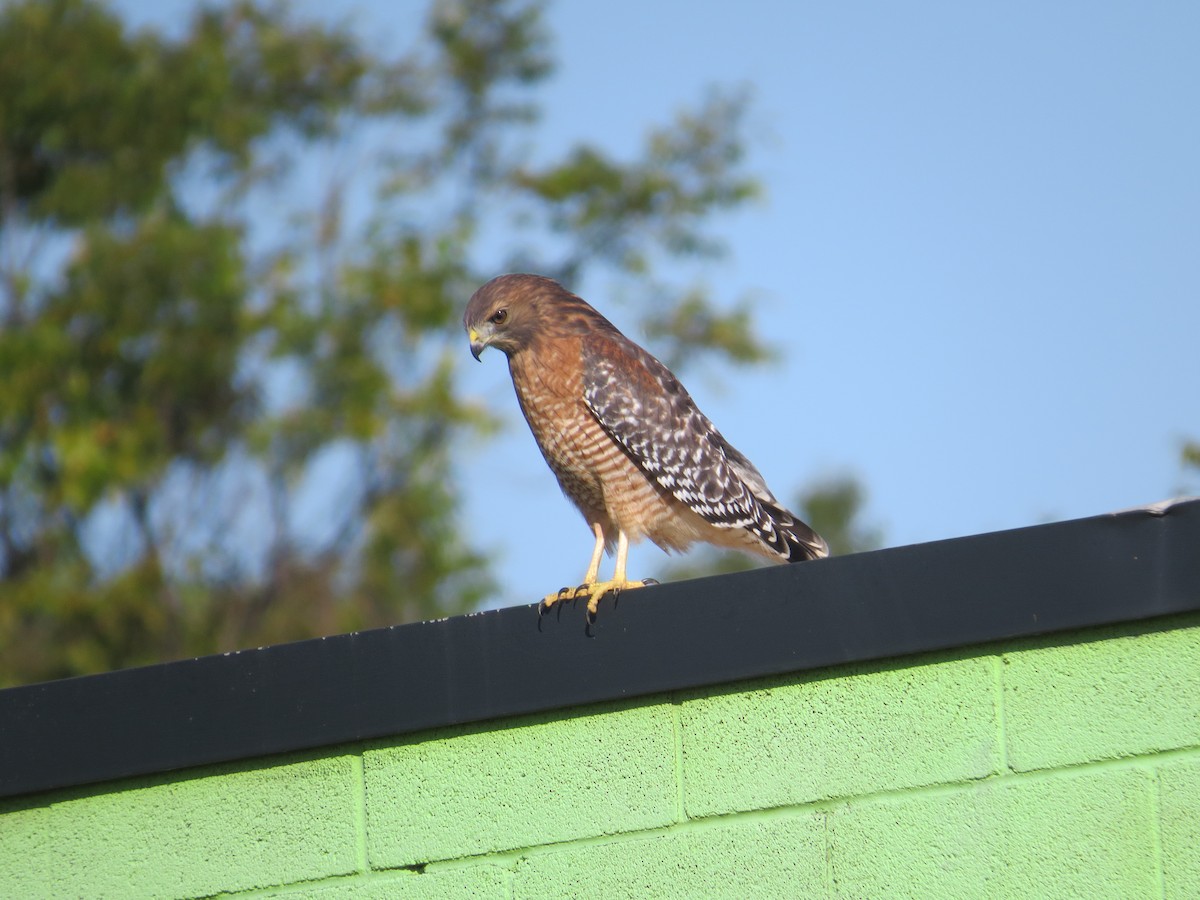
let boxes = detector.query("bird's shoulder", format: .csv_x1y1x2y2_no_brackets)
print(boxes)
579,329,686,402
579,329,781,508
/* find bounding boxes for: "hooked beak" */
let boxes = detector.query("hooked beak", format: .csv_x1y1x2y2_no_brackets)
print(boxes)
468,326,487,361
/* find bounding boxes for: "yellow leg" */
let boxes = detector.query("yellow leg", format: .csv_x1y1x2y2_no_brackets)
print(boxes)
583,522,605,584
543,523,605,612
540,527,651,619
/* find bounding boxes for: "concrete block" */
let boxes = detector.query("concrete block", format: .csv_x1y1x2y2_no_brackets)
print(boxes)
680,656,999,816
513,812,824,899
297,866,511,899
828,768,1157,898
1160,755,1200,900
1003,624,1200,771
0,756,360,900
364,702,677,866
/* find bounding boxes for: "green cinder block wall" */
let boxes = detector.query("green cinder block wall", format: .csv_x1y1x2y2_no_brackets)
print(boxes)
2,613,1198,899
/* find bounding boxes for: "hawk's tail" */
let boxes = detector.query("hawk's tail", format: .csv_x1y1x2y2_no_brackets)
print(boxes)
782,518,830,561
744,500,830,563
784,523,829,562
773,507,830,562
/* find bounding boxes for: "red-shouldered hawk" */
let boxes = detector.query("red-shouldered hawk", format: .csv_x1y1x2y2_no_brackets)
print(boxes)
464,273,828,619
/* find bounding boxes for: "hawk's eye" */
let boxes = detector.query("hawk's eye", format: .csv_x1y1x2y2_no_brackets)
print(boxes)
490,309,508,325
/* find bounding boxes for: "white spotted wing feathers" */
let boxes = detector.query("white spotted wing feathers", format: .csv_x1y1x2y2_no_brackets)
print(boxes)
580,333,828,563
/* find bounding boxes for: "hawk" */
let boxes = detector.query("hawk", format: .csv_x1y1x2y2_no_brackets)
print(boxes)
464,274,828,618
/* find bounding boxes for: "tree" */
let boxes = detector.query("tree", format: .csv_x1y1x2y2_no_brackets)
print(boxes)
1181,439,1200,495
0,0,767,685
797,475,884,558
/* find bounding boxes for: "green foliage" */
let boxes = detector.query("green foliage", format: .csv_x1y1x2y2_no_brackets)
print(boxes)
1183,440,1200,471
798,475,884,558
1181,439,1200,495
512,89,757,273
0,0,767,686
641,285,773,372
0,0,365,225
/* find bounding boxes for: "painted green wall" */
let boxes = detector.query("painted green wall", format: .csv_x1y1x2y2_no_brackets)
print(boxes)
3,613,1198,899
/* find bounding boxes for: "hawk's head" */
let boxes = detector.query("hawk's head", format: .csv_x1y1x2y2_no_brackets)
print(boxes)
464,273,564,360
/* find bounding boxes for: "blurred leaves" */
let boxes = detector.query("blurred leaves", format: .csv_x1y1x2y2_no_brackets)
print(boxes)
798,475,884,559
1180,439,1200,495
512,88,760,280
641,285,773,372
1183,440,1200,471
0,0,369,226
0,0,767,685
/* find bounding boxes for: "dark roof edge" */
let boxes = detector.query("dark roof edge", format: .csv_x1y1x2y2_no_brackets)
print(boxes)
2,498,1199,800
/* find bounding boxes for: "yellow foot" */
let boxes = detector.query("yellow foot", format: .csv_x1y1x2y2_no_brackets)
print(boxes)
539,578,655,619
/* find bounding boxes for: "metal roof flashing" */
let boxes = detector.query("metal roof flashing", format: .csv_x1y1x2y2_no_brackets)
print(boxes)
2,498,1198,800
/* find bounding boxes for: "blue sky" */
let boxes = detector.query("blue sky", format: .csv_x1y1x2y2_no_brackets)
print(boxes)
120,1,1199,610
465,2,1200,606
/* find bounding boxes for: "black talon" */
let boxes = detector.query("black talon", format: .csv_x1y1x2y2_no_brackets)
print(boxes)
642,578,660,586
